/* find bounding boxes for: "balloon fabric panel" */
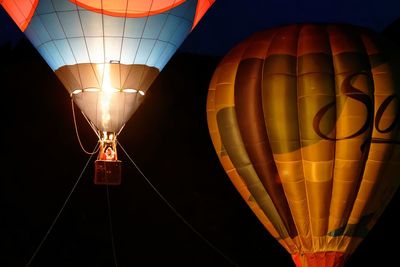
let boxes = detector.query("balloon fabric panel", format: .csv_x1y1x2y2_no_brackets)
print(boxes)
207,39,299,253
192,0,215,29
0,0,38,31
23,0,197,71
70,0,186,18
1,0,212,134
234,57,298,239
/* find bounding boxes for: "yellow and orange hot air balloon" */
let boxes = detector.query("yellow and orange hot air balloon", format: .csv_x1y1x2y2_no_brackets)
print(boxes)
207,24,400,267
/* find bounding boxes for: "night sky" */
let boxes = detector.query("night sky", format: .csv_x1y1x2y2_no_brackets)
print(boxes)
1,1,400,267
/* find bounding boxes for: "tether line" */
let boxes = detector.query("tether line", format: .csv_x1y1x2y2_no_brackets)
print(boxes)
26,144,99,267
117,142,240,267
106,185,118,267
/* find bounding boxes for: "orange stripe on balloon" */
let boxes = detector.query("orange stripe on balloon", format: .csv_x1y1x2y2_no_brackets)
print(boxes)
0,0,38,31
191,0,215,30
70,0,186,18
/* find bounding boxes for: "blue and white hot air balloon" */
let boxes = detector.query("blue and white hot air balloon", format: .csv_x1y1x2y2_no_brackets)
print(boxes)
1,0,215,184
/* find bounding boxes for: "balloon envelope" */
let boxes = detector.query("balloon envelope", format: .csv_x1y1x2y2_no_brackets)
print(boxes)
207,24,400,267
1,0,215,133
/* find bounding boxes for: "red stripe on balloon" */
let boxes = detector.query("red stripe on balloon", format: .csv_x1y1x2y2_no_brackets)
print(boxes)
0,0,38,31
70,0,186,18
192,0,215,30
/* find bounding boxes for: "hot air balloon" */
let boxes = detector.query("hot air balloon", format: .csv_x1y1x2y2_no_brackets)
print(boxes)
1,0,215,184
207,24,400,267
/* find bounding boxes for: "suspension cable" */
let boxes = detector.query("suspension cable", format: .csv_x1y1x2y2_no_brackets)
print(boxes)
106,185,118,267
117,142,240,267
81,111,101,140
71,98,99,155
26,144,99,267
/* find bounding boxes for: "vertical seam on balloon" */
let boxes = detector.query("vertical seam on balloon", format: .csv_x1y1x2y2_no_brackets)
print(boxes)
29,15,58,70
325,24,338,250
25,0,39,31
131,0,192,93
257,30,300,250
73,0,102,88
345,27,375,251
99,0,105,130
32,4,68,75
332,25,358,252
136,0,180,92
213,42,300,252
344,28,377,253
145,1,191,73
230,39,290,244
321,23,336,250
61,0,100,128
117,0,130,134
118,0,129,92
100,0,106,86
219,41,271,234
296,24,315,253
327,25,375,252
262,27,304,253
44,1,84,91
119,1,193,91
119,0,155,90
146,0,192,86
275,25,304,252
236,41,293,244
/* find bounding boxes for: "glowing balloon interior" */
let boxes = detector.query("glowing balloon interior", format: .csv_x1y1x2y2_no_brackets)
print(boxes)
207,24,400,267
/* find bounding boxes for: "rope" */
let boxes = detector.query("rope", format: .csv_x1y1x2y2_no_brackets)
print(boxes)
80,110,101,140
71,98,99,155
117,142,240,267
106,185,119,267
26,144,99,267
